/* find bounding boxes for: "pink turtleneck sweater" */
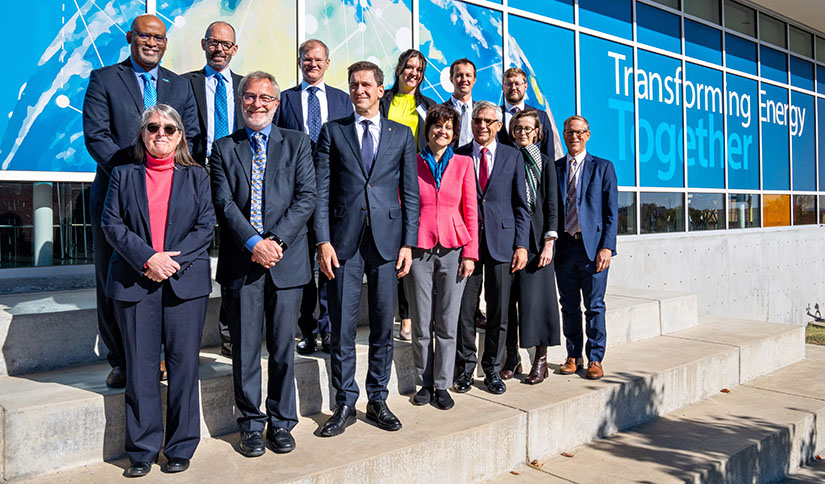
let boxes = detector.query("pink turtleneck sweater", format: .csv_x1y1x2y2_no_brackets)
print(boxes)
145,153,175,252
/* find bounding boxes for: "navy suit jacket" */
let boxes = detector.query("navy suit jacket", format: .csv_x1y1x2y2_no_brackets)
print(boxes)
275,83,353,136
378,91,437,152
101,161,215,302
497,103,556,161
314,114,419,262
555,152,618,260
455,142,530,263
210,126,316,290
83,59,201,221
182,68,245,164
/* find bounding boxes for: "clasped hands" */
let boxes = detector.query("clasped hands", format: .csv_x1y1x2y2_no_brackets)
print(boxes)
251,238,283,268
144,251,181,282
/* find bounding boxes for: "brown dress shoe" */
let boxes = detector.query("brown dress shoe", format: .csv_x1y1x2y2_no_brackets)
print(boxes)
558,357,583,375
524,346,548,384
586,361,604,380
499,362,522,380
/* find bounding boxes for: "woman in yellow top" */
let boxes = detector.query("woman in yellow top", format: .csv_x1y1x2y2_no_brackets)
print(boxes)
380,49,437,340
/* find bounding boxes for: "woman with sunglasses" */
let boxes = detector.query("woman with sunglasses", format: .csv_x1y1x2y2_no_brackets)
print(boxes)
101,104,215,477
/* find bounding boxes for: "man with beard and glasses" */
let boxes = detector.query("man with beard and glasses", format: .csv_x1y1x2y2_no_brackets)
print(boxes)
496,67,557,161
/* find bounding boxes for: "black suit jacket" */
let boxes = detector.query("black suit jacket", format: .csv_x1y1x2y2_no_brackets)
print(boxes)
313,114,419,262
101,162,215,302
378,91,437,152
524,153,559,254
497,103,556,161
182,68,245,164
210,126,316,289
275,83,353,135
83,59,201,221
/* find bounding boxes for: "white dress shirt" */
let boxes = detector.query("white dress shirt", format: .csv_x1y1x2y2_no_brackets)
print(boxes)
354,111,381,158
503,100,525,134
471,139,497,181
449,96,474,146
300,80,329,135
204,65,235,156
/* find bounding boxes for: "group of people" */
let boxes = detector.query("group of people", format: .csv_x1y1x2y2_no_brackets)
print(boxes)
82,14,618,478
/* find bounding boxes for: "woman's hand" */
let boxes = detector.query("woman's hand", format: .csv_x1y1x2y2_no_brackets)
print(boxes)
459,258,475,278
538,238,555,268
144,251,181,282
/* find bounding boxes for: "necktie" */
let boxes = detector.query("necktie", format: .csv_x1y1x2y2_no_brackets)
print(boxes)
507,106,520,133
214,72,229,140
360,120,374,173
511,106,521,114
250,132,266,233
478,147,490,192
459,103,471,145
141,72,156,109
306,86,322,143
565,158,582,235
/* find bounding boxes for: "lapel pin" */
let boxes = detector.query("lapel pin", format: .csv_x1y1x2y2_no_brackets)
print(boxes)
162,78,170,83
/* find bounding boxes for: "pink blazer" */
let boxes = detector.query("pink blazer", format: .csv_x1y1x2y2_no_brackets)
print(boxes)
416,153,479,260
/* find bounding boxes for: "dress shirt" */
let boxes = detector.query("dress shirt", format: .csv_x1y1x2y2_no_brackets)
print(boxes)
503,100,525,134
449,96,474,146
354,111,381,158
471,139,497,181
204,65,236,156
243,124,273,252
300,80,329,135
129,57,159,97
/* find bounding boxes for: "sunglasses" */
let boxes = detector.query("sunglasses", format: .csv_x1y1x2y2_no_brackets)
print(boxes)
146,123,179,136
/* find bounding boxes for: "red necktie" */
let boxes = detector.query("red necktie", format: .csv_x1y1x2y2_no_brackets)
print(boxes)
479,147,489,192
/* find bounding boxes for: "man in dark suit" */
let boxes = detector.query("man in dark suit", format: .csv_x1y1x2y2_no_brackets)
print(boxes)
497,67,556,160
210,71,316,456
442,58,477,148
182,20,244,358
555,115,618,380
276,39,353,356
453,101,530,396
314,61,419,437
82,13,200,388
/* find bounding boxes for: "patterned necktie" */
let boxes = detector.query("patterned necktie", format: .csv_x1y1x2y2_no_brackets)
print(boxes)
478,147,490,192
360,120,374,172
306,86,322,143
508,106,520,133
250,132,266,233
141,72,156,109
565,157,582,235
214,72,229,140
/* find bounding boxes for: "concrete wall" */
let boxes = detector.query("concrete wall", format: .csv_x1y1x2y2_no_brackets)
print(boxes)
609,225,825,326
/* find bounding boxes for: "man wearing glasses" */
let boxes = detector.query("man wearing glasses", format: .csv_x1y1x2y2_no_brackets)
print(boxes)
83,13,200,389
210,71,316,456
497,67,557,160
453,101,530,395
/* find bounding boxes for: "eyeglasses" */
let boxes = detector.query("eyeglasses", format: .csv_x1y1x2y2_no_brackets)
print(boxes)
564,129,589,137
242,93,277,104
505,80,526,88
134,32,167,44
146,123,178,136
472,117,499,127
205,38,235,50
512,126,536,134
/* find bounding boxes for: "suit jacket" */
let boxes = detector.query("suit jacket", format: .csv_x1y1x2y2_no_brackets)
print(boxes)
415,153,479,260
314,114,419,262
497,103,556,161
100,162,215,302
210,126,316,290
275,83,353,136
379,91,437,152
83,58,201,221
455,142,530,263
555,152,618,260
182,67,245,164
523,152,559,254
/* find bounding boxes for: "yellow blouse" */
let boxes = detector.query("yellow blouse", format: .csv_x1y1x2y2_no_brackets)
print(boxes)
387,93,419,146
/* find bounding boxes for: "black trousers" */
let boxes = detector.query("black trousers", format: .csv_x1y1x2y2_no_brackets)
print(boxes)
298,228,331,338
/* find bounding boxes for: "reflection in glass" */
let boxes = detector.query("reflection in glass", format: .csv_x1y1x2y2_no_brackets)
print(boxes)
793,195,816,225
640,192,685,233
724,0,755,37
820,196,825,224
617,191,637,235
728,193,761,229
759,13,786,48
685,0,720,24
688,193,725,230
789,26,813,58
763,194,791,227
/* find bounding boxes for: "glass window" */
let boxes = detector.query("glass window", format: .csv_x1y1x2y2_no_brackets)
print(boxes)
728,193,761,228
617,191,637,235
761,84,790,190
817,65,825,95
726,74,759,190
685,0,720,24
763,194,791,227
578,0,633,40
685,63,724,188
685,19,722,65
637,3,681,54
760,45,788,84
688,193,725,230
640,192,685,233
725,33,758,76
509,0,574,23
817,37,825,63
759,14,786,48
793,195,816,225
819,99,825,190
791,92,816,191
649,0,680,9
789,56,815,91
789,26,813,58
724,0,755,37
820,195,825,224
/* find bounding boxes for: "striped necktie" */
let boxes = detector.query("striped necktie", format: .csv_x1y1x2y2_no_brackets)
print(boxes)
564,157,582,235
213,72,229,140
250,132,267,233
141,72,156,109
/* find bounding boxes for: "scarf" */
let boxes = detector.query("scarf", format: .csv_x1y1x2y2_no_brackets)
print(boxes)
521,144,542,212
422,145,454,190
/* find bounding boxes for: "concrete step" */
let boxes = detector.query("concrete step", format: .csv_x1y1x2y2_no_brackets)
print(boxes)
1,318,799,483
780,458,825,483
525,344,825,484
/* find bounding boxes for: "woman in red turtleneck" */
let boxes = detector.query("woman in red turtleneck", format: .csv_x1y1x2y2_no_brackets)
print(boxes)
101,104,215,477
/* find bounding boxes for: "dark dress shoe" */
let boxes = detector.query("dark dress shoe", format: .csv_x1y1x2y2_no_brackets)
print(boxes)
524,346,549,385
165,458,189,473
238,430,265,457
453,373,473,393
412,386,432,405
432,389,454,410
266,427,296,454
499,362,522,380
365,400,402,431
474,311,487,329
484,373,507,395
321,333,331,353
220,341,232,357
123,462,151,478
320,404,357,437
106,366,126,388
296,336,317,355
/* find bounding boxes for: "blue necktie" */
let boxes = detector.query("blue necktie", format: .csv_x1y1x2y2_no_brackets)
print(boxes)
141,72,156,109
360,120,374,173
250,132,266,233
306,86,322,143
214,72,229,140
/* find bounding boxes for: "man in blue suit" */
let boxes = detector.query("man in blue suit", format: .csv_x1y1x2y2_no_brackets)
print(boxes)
314,61,419,437
276,39,353,356
82,13,200,388
497,67,556,160
210,71,316,456
555,115,618,380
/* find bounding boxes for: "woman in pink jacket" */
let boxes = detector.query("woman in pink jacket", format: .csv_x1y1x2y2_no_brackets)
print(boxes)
407,104,478,410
